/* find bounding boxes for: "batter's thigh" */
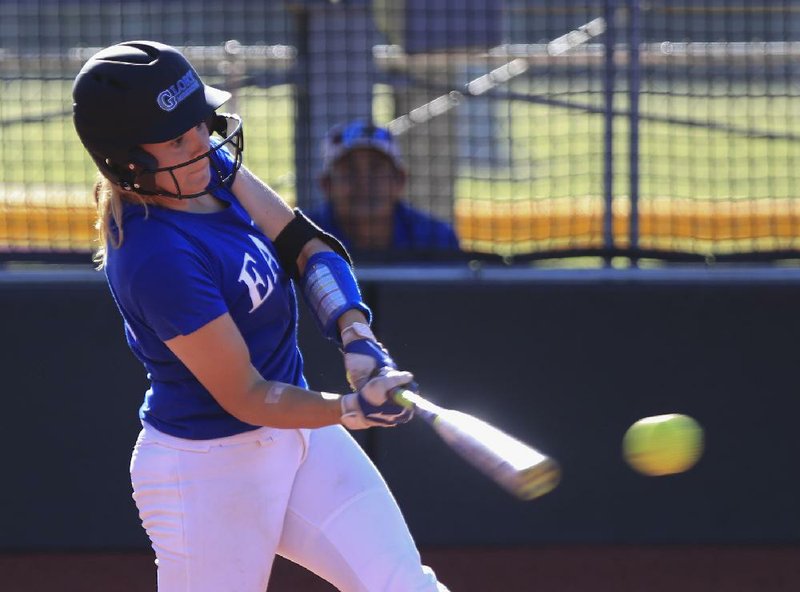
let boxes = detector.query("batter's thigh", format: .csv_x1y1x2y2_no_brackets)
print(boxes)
130,425,305,592
277,425,447,591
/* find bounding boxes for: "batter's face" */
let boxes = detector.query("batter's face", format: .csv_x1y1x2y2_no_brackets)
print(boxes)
324,149,405,248
140,120,212,197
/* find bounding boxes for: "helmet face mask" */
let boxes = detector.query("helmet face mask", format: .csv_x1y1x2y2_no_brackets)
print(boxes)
72,41,243,199
128,113,244,199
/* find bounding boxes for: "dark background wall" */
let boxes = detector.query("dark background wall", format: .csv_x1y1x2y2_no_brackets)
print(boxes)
1,268,799,553
369,273,800,546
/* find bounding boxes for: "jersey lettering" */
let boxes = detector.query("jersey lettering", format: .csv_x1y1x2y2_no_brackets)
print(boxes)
238,236,282,313
249,235,283,279
238,252,273,312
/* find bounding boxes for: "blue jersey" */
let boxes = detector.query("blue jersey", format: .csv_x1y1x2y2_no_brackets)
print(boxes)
106,148,306,440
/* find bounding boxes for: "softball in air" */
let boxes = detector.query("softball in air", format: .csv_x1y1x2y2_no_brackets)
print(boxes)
622,414,703,476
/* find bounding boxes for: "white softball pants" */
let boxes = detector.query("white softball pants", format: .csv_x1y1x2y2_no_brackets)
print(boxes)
130,422,447,592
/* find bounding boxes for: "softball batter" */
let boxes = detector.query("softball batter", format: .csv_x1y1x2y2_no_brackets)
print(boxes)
72,40,447,591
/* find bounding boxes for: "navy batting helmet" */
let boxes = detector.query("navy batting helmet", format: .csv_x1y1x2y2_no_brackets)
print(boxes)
72,40,243,198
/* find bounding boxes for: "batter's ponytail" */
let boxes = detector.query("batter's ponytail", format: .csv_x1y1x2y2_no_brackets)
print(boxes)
93,175,149,269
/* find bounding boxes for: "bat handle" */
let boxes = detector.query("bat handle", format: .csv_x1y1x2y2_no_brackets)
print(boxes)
391,387,444,421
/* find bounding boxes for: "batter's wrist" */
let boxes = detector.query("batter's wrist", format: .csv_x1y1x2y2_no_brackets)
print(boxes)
340,321,376,346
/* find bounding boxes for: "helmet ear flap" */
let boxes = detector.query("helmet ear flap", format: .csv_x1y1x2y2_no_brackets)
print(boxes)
129,147,158,172
90,153,134,190
98,148,158,191
123,147,160,192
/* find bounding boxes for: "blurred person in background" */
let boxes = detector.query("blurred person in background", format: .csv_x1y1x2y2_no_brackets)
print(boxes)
72,40,448,592
309,120,460,253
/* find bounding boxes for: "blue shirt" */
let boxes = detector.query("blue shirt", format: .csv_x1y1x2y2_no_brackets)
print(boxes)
105,148,305,440
307,202,460,252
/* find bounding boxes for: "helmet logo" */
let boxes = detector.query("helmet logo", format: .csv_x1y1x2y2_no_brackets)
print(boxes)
156,70,201,112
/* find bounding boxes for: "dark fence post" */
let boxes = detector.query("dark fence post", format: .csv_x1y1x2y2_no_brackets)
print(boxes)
289,1,378,211
603,0,619,263
292,7,313,211
628,0,642,260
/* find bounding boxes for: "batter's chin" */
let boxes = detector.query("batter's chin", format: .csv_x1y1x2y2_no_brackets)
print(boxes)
188,169,212,193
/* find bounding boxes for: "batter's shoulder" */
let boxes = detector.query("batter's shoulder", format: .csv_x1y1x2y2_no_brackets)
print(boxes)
108,210,201,277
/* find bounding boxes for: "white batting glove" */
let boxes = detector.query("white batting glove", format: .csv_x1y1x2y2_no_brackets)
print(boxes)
340,369,415,430
341,322,395,390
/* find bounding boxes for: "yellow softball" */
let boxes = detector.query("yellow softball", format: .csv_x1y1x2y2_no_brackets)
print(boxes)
623,414,704,476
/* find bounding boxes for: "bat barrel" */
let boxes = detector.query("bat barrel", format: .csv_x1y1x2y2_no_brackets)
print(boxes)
432,408,561,501
393,389,561,501
502,457,561,501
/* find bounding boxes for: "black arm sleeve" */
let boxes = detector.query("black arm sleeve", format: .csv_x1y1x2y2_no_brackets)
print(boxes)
273,208,353,280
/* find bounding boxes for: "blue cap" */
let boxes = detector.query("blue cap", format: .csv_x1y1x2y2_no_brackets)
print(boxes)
321,121,404,173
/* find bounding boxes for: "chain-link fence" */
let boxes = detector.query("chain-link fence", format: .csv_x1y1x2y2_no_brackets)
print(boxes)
1,0,799,262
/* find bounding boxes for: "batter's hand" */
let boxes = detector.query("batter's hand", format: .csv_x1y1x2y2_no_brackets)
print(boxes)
340,369,415,430
341,322,396,390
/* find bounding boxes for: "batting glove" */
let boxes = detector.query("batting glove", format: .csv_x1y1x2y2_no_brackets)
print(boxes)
340,369,415,430
341,322,397,390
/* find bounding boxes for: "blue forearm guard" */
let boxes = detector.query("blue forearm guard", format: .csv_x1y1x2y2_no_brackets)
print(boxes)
300,251,372,343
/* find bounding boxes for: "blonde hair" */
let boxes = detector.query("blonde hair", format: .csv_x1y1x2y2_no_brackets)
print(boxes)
93,174,150,269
